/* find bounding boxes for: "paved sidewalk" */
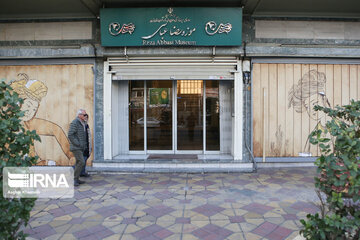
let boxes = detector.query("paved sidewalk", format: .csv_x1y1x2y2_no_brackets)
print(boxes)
25,167,319,240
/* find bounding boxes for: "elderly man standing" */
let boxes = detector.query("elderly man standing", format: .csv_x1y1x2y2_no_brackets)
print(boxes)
68,109,88,186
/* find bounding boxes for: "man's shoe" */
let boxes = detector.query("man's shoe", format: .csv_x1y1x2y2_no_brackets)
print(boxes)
74,180,80,186
78,179,85,184
80,173,90,177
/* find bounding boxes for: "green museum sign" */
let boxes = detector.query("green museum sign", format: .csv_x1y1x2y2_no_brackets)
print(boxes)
100,7,242,47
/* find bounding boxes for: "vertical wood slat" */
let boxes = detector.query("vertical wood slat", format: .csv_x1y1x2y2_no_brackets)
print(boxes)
301,64,310,154
277,64,286,156
317,64,326,156
252,64,262,156
50,66,62,163
334,65,342,107
285,64,294,156
342,65,350,106
260,64,269,157
349,65,357,101
292,64,302,156
268,64,278,156
308,64,318,157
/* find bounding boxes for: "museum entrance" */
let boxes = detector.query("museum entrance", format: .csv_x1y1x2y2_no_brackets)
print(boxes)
129,80,219,153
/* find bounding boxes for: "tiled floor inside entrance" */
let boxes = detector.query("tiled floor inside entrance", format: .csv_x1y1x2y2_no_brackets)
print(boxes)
24,167,318,240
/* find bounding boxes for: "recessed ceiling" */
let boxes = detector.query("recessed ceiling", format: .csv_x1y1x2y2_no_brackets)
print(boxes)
0,0,359,20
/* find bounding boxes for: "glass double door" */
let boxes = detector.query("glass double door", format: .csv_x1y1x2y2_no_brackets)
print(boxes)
129,80,219,152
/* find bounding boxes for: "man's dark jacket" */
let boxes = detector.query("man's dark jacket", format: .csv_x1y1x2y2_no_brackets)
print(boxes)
68,118,87,152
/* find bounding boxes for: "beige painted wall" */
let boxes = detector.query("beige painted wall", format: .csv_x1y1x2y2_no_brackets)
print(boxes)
255,20,360,40
0,21,92,41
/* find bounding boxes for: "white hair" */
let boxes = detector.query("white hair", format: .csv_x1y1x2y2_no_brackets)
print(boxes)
76,109,85,117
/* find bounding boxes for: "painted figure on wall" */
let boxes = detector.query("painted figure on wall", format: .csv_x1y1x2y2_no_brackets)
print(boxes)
10,73,73,165
288,69,331,153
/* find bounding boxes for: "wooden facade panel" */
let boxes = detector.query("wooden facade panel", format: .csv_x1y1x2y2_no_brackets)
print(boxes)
308,64,319,156
1,64,94,166
253,63,360,157
300,64,310,155
285,64,294,156
333,65,342,106
260,64,269,158
342,65,350,106
268,64,279,156
277,64,286,156
252,64,262,157
292,64,302,156
349,65,358,101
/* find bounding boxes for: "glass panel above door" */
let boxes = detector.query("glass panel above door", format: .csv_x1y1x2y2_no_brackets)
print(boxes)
177,80,203,150
147,80,173,150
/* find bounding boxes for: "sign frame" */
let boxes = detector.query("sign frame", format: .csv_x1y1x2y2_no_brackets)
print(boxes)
100,7,242,47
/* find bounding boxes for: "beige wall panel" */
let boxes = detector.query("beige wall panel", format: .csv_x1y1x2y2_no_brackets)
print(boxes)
345,23,360,40
277,64,286,156
310,64,321,156
0,22,92,41
0,64,94,166
252,64,262,157
277,64,287,156
317,64,327,155
268,64,279,156
349,65,358,101
333,65,342,107
0,25,5,41
292,64,303,156
342,65,350,106
5,23,35,41
253,63,360,158
35,23,62,40
300,65,310,154
285,64,294,156
255,20,287,38
261,64,269,157
255,20,360,40
62,22,92,40
325,65,334,111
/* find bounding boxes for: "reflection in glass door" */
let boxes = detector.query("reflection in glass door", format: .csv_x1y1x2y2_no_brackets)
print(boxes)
129,80,220,153
177,80,203,150
129,81,144,150
147,81,173,150
206,80,220,151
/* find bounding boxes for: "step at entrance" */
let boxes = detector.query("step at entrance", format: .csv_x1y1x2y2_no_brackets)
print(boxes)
147,154,197,160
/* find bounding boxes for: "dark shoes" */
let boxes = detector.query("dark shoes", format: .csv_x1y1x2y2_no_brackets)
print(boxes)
74,179,85,186
80,173,90,177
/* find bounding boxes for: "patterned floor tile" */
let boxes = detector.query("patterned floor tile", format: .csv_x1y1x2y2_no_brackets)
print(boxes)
191,223,233,239
23,167,320,240
252,221,278,237
132,224,174,239
242,203,274,215
192,203,225,217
